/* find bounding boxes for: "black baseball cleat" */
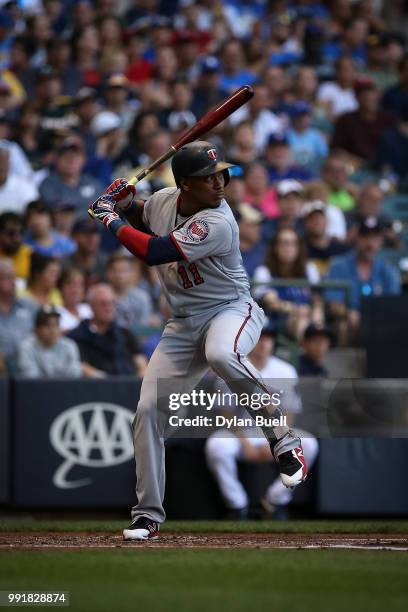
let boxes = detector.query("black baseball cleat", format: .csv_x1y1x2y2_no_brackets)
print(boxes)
123,517,160,541
275,445,308,488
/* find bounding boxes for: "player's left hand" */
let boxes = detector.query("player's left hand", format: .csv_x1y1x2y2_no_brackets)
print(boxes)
90,194,120,228
106,178,136,211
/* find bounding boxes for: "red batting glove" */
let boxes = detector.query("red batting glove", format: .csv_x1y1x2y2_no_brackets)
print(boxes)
106,178,136,211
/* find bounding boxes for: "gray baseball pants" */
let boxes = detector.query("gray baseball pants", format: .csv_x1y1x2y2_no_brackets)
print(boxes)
131,298,293,524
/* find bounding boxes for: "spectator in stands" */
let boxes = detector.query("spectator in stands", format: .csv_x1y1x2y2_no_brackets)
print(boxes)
322,153,356,212
326,217,401,340
57,267,92,333
65,218,106,289
72,86,99,159
317,57,358,120
45,38,82,97
128,129,174,190
0,145,38,214
287,101,328,171
253,228,322,340
298,323,332,377
68,283,147,378
302,200,350,275
382,53,408,120
39,136,102,213
103,73,137,131
105,253,153,329
0,212,32,284
191,55,226,117
330,79,394,163
263,179,304,241
17,305,81,378
227,121,258,166
347,182,400,249
243,161,279,220
218,38,257,93
19,252,62,306
361,33,398,91
12,102,46,172
24,200,76,258
265,134,314,183
303,180,347,241
236,203,266,279
373,103,408,184
0,258,36,375
205,326,318,520
161,79,196,135
230,81,284,152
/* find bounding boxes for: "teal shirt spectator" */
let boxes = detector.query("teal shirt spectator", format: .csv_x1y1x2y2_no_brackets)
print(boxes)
325,252,401,310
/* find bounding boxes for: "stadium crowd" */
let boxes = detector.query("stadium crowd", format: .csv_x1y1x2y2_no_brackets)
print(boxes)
0,0,407,379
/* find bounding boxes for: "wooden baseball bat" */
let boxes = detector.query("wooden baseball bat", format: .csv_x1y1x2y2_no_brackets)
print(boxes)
88,85,254,217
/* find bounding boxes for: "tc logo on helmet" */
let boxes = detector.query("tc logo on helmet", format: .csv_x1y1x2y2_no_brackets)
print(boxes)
207,148,217,161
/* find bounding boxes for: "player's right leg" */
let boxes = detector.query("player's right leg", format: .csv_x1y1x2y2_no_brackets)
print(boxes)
124,320,207,541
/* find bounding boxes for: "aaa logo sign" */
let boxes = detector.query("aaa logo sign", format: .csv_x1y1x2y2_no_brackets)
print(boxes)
49,403,134,489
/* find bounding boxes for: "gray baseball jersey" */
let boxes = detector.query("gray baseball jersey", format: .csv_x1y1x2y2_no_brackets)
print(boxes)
142,187,251,317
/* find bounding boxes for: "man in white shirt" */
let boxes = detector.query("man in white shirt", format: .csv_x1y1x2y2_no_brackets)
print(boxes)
229,82,285,152
205,325,318,519
0,146,38,214
317,57,358,119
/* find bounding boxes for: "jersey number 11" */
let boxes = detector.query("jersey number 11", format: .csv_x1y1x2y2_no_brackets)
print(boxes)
177,263,204,289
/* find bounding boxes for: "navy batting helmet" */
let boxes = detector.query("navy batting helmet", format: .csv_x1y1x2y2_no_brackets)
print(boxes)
171,141,235,187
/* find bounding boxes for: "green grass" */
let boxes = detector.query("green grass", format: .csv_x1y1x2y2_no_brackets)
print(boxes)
1,519,408,533
1,549,407,612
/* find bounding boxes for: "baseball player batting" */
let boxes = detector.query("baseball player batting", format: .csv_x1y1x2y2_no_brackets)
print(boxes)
89,141,307,541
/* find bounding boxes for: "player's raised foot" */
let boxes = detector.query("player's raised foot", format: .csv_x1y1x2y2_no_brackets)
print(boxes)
123,517,160,541
276,445,307,488
270,432,308,488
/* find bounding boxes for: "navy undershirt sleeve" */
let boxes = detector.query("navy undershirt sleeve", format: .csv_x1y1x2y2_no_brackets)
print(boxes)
146,235,184,265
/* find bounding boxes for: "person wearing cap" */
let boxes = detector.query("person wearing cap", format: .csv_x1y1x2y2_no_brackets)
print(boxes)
90,140,308,540
298,323,332,377
287,101,328,172
24,200,76,258
265,133,314,183
161,79,197,136
331,78,394,163
325,216,401,340
361,33,397,91
302,200,350,274
262,178,305,242
39,135,103,212
17,305,81,379
104,73,138,131
191,55,226,117
205,325,319,520
88,110,124,184
236,202,267,279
